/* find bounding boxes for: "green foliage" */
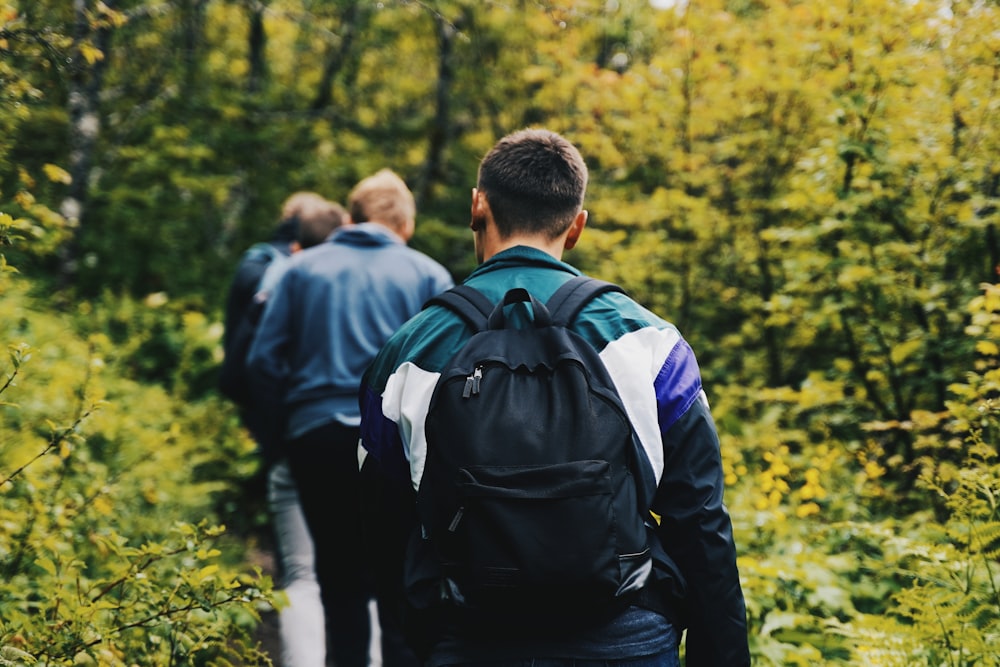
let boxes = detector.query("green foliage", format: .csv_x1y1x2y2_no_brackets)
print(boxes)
2,521,271,666
724,284,1000,665
1,276,273,665
892,443,1000,666
3,0,1000,664
70,290,225,400
839,443,1000,667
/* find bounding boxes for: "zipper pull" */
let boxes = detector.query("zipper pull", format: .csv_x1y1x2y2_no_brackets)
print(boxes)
448,507,465,532
462,366,483,398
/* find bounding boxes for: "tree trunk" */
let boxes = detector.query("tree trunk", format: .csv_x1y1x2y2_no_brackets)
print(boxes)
247,1,267,93
310,2,360,112
413,13,457,210
58,0,113,292
180,0,208,99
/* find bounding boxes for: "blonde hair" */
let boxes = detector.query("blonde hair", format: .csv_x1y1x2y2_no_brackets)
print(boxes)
348,169,416,236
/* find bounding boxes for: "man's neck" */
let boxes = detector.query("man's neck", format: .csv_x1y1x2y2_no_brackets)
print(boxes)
481,233,564,263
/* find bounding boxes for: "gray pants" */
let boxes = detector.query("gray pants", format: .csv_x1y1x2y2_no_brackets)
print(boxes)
268,459,326,667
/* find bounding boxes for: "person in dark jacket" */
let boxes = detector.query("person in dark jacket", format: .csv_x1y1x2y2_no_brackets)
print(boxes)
221,192,345,443
222,192,350,667
256,195,350,667
358,129,750,667
222,192,331,344
247,170,453,667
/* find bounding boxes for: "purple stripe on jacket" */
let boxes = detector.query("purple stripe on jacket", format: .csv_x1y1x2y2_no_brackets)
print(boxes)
359,384,409,482
654,337,703,434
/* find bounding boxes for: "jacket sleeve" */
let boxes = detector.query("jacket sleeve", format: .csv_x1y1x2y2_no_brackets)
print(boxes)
360,305,466,489
650,358,750,666
359,330,413,485
359,381,411,483
223,254,269,350
245,268,295,451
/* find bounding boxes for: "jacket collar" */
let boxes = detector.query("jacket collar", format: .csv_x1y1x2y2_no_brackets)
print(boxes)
330,222,405,247
470,245,582,278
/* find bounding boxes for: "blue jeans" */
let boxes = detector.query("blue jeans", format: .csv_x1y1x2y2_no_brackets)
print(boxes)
445,651,681,667
434,619,681,667
268,459,326,667
430,604,680,667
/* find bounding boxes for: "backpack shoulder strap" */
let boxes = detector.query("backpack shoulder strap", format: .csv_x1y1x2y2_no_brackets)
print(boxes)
546,276,626,327
424,284,495,332
246,241,282,264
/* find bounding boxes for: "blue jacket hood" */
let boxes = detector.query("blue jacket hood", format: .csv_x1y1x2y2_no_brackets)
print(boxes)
331,222,405,248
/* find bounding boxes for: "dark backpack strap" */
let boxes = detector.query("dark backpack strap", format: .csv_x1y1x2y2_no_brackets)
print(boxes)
549,275,672,625
546,276,626,327
246,241,283,265
424,285,495,332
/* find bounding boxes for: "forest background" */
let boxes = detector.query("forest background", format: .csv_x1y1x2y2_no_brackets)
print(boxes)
1,0,999,665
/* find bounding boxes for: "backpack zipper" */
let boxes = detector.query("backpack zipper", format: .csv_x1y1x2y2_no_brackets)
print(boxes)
462,366,483,398
448,506,464,532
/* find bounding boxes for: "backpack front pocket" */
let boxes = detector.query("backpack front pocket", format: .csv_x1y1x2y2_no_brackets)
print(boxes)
440,459,621,605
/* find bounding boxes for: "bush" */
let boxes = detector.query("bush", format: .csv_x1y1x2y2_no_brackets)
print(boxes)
723,284,1000,665
0,276,274,666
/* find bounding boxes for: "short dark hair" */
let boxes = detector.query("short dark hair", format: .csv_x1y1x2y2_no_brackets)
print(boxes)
477,129,588,239
274,191,326,244
298,199,348,248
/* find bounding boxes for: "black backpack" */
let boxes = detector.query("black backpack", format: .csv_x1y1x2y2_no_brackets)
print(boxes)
219,242,285,408
418,276,654,623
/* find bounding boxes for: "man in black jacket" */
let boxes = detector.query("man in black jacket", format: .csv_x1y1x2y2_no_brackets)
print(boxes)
359,129,750,666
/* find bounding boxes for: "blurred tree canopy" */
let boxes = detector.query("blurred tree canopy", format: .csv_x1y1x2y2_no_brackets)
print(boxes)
5,0,998,449
3,0,1000,664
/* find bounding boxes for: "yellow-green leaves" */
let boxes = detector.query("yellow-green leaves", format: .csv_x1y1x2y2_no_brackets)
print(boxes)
41,164,71,185
0,283,273,665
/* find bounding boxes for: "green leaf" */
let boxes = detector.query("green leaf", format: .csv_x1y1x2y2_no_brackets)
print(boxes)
34,557,56,576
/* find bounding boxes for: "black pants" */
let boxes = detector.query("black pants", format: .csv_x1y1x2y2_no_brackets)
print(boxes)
359,454,422,667
287,421,420,667
287,422,371,667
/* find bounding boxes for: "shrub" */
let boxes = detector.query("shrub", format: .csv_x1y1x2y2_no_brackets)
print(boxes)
0,275,274,666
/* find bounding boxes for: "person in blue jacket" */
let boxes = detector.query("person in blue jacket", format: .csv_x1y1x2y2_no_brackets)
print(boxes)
252,195,350,667
247,169,454,667
359,129,750,667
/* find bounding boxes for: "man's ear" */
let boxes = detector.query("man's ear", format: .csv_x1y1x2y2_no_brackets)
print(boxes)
470,188,484,231
400,217,415,241
563,210,588,250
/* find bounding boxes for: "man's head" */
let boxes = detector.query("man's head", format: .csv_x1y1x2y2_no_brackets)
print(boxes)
348,169,417,241
296,198,350,249
475,129,589,240
281,191,325,222
273,191,324,245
